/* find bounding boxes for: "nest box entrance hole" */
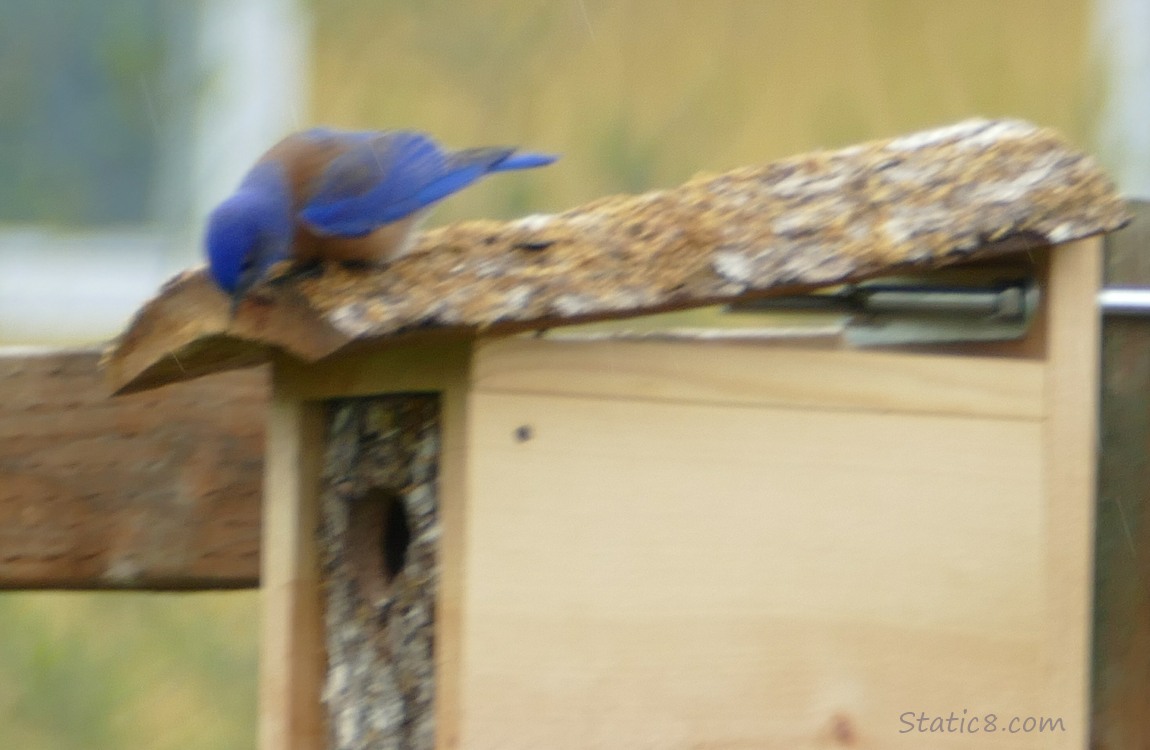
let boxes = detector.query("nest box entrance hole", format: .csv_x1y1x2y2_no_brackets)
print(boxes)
348,487,412,599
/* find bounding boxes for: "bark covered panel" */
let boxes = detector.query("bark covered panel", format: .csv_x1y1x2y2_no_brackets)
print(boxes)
319,395,440,750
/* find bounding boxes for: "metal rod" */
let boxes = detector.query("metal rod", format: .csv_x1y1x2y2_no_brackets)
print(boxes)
1099,288,1150,315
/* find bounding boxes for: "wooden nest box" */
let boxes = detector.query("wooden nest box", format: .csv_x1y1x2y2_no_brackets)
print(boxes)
106,119,1129,750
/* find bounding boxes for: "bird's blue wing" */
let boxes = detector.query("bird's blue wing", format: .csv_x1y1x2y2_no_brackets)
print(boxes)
301,131,557,238
301,131,451,237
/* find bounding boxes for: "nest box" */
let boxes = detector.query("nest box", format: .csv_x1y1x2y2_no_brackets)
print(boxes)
106,119,1128,750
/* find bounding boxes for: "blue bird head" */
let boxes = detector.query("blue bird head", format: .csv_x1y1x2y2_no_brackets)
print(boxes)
205,164,292,312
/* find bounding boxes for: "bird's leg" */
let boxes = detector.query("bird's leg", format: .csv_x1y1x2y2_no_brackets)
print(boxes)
337,259,376,272
265,259,325,287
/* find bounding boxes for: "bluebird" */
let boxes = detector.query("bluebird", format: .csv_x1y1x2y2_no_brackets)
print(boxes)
205,128,557,309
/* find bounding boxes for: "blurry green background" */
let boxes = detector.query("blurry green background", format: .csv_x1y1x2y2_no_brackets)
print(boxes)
0,1,1140,747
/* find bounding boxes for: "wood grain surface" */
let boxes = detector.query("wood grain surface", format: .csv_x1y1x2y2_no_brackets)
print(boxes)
0,348,266,589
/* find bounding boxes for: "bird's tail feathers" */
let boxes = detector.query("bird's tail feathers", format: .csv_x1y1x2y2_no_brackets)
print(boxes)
493,151,559,171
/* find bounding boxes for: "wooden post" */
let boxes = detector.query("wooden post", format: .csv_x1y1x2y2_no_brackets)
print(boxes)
1093,200,1150,750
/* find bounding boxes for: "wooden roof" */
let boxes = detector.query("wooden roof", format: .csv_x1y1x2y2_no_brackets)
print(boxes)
105,118,1128,394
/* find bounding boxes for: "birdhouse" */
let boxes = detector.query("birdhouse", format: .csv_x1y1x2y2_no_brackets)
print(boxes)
105,119,1128,750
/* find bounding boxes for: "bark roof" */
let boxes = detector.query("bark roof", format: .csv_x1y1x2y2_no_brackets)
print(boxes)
105,119,1128,394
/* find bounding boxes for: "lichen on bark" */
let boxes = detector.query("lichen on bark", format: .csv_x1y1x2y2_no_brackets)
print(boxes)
318,394,440,750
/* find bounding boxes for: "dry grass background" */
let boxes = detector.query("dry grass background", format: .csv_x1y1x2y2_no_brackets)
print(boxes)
0,1,1104,747
311,0,1097,222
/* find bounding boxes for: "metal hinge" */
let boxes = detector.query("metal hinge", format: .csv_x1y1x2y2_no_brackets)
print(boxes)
731,268,1039,346
735,256,1150,343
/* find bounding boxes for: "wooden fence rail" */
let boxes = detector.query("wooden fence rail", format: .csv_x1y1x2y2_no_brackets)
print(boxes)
0,350,265,589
